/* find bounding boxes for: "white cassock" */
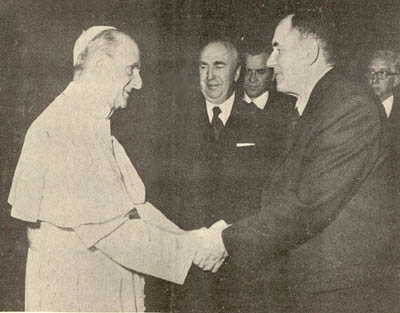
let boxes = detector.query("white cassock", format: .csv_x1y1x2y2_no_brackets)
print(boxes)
8,81,195,312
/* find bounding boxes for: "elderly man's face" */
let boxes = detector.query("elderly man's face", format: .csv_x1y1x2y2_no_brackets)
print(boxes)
103,38,142,110
367,56,400,102
199,42,240,104
267,15,308,95
244,52,274,98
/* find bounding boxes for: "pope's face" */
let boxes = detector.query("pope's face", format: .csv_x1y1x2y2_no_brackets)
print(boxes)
103,38,142,110
199,42,240,104
267,15,308,96
244,53,274,98
367,56,400,102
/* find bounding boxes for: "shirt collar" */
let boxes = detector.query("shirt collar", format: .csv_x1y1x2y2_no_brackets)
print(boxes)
295,67,334,116
243,91,270,110
382,94,394,118
206,92,235,126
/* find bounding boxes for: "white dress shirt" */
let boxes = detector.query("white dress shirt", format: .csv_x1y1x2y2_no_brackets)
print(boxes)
382,94,394,118
206,92,235,125
243,91,270,110
295,97,307,116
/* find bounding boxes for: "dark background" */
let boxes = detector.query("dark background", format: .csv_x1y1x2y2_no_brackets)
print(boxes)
1,0,400,310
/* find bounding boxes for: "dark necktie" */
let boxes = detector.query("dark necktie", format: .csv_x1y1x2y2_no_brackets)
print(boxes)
283,107,300,152
291,106,301,128
211,106,224,141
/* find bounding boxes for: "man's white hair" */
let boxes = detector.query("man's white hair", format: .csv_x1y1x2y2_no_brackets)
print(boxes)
201,40,240,70
370,49,400,72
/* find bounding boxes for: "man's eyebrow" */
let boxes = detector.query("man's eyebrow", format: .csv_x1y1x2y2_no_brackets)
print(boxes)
214,61,227,66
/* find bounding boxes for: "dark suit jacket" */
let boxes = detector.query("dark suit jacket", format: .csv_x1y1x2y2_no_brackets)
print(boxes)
387,89,400,140
173,94,269,228
247,90,297,176
170,94,271,312
222,69,400,313
253,89,296,118
386,90,400,175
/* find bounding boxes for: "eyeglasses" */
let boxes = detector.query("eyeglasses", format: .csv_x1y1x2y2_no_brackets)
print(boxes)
365,70,399,80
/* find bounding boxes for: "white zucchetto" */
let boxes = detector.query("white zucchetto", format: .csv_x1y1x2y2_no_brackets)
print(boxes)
73,26,117,66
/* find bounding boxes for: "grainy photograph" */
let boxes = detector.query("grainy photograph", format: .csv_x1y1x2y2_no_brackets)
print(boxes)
1,0,400,312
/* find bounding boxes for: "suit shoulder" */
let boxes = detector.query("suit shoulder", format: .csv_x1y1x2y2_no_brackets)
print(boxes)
227,99,259,130
312,71,381,129
234,98,258,114
319,71,374,110
273,92,296,105
268,91,296,115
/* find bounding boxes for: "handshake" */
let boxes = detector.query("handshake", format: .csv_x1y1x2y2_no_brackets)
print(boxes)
186,220,230,273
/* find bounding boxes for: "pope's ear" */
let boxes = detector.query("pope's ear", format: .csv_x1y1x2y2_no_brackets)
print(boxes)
234,65,241,82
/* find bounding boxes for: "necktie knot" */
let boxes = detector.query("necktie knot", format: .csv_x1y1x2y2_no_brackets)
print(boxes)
213,106,222,118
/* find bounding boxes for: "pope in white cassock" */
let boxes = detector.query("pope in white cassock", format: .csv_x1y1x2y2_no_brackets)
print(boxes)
8,26,198,312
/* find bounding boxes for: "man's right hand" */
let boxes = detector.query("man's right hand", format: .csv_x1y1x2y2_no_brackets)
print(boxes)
189,227,228,273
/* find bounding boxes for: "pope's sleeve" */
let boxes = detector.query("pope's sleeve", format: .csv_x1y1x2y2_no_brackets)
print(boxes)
8,126,50,222
94,218,195,285
74,203,194,285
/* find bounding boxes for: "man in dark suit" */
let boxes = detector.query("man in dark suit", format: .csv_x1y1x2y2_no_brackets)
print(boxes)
366,49,400,179
242,44,295,115
242,44,297,169
193,12,400,313
170,40,270,312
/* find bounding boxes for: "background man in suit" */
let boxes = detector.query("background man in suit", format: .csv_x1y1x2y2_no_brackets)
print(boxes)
242,44,297,170
194,11,400,313
242,44,294,112
366,49,400,117
171,40,269,312
242,48,275,108
366,49,400,181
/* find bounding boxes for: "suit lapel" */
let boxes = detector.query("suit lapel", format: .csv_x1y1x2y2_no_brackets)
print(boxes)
388,94,400,126
224,97,241,129
281,69,339,156
264,91,276,113
217,96,246,143
181,94,213,147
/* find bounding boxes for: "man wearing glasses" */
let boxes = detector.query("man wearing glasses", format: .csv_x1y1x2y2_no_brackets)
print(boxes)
366,49,400,187
366,49,400,118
